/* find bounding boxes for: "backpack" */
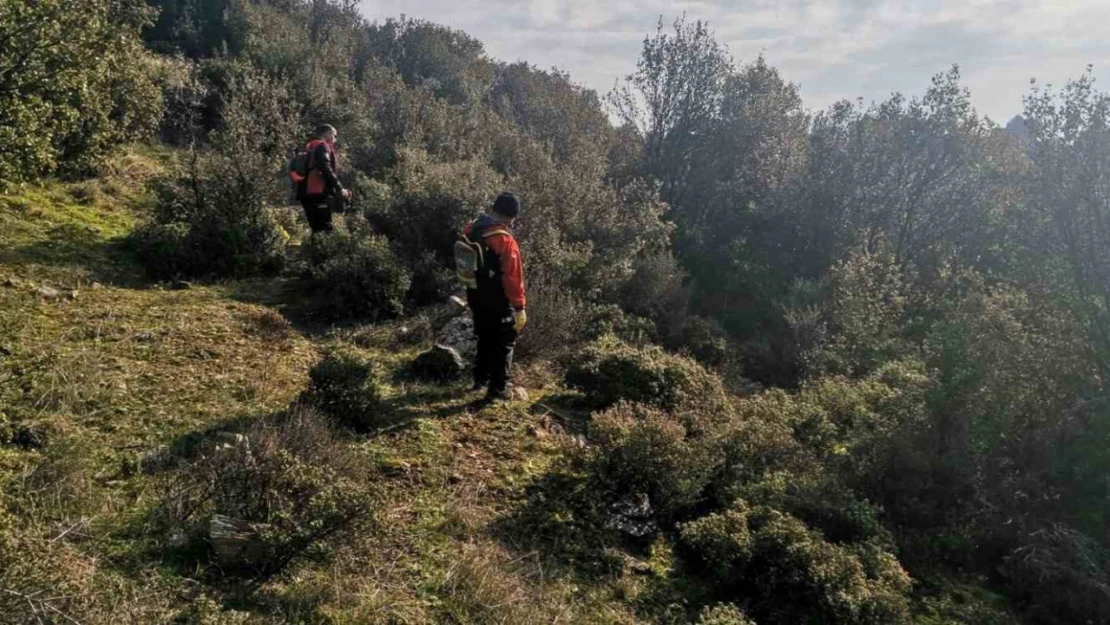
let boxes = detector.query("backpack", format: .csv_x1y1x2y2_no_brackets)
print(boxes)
454,226,508,289
288,145,315,201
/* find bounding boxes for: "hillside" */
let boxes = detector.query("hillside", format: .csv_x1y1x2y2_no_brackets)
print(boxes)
4,2,1110,624
0,155,621,622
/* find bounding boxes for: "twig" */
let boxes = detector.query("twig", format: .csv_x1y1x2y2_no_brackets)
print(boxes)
49,517,91,544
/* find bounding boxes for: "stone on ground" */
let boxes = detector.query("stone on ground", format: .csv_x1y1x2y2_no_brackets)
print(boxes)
411,344,466,383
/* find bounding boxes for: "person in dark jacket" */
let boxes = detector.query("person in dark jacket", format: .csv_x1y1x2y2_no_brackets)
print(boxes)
464,192,527,401
299,124,350,234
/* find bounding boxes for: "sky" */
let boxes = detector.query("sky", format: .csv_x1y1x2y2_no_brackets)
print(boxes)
358,0,1110,124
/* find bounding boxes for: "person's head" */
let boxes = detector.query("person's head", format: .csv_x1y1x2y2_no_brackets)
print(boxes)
490,192,520,224
314,124,338,143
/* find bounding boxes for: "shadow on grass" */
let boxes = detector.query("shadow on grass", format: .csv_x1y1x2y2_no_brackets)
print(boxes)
3,224,146,286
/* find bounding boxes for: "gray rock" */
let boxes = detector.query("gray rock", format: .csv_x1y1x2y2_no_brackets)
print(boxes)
437,315,477,360
36,286,61,300
511,386,530,402
606,492,659,538
411,344,466,383
209,515,270,568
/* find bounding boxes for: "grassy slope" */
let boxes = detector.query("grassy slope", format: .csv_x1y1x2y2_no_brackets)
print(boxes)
0,152,651,624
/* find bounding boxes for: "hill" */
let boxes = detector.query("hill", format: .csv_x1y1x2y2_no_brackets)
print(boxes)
4,2,1110,624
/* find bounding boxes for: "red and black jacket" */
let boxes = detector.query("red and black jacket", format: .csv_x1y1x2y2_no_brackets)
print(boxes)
303,139,343,201
464,214,526,320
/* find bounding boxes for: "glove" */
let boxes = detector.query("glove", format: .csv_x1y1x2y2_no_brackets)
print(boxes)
512,308,527,332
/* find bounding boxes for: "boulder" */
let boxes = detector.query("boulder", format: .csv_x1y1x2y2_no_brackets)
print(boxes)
410,344,466,383
437,315,477,360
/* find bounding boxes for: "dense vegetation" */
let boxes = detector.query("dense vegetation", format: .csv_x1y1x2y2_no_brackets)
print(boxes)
2,1,1109,623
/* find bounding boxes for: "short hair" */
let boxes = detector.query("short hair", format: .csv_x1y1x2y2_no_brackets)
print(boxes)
314,124,337,138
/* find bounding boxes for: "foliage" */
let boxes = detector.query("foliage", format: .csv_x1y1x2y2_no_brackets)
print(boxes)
680,502,912,625
158,405,376,580
564,336,732,422
583,402,719,524
299,224,412,321
133,63,298,279
304,349,388,432
696,604,756,625
0,0,163,184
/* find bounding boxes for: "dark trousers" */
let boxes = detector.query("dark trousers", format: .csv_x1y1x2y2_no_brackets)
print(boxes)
300,199,333,233
473,313,517,394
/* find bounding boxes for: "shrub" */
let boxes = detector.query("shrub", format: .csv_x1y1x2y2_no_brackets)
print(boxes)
1001,525,1110,625
680,503,912,625
304,349,389,431
158,405,375,580
564,336,732,424
697,604,756,625
585,303,657,345
584,402,720,524
514,272,591,361
299,226,411,322
132,64,299,279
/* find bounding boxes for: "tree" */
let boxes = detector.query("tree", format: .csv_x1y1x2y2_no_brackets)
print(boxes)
0,0,162,183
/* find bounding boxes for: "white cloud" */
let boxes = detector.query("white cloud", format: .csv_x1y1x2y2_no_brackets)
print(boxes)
359,0,1110,122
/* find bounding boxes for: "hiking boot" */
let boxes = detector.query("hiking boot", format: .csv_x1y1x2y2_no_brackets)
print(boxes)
484,388,512,403
471,380,488,392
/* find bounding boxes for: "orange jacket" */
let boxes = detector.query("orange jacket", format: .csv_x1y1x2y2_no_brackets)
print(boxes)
466,216,526,311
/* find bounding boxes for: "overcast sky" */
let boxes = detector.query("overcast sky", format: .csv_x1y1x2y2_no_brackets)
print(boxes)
359,0,1110,124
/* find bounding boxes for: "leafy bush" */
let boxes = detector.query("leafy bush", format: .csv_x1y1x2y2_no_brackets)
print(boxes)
585,303,657,345
696,604,756,625
514,272,591,362
680,502,912,625
299,226,411,322
158,405,375,580
132,63,298,279
564,336,732,424
0,0,163,184
584,402,720,524
304,350,389,432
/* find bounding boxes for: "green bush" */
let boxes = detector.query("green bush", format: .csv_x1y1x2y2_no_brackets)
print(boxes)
697,604,757,625
680,502,912,625
300,227,411,322
132,63,298,279
584,402,720,524
304,349,388,432
585,304,657,345
564,336,732,425
158,405,375,580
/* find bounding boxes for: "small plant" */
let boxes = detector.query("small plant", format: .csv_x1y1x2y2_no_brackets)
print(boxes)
697,603,756,625
304,349,388,432
158,405,376,581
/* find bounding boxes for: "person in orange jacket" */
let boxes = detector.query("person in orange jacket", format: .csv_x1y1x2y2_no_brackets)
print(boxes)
299,124,351,234
464,192,527,401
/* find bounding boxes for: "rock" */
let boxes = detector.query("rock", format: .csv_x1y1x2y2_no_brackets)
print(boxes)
91,282,104,291
2,278,19,288
511,386,530,402
448,295,468,311
171,280,193,291
606,492,659,538
36,286,61,300
66,290,78,301
209,514,271,569
410,344,466,383
437,315,477,360
134,331,155,342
